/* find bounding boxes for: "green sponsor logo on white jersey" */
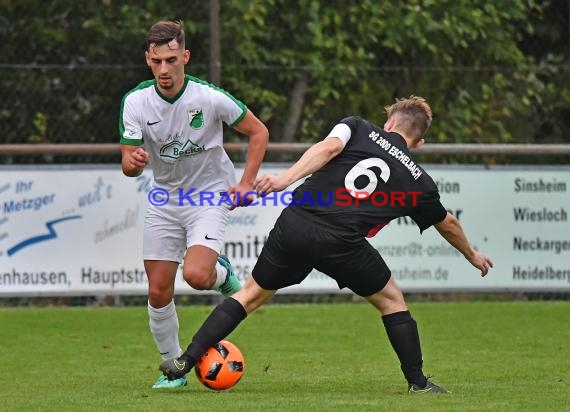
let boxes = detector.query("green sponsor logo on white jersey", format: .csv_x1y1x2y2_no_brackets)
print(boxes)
159,138,205,159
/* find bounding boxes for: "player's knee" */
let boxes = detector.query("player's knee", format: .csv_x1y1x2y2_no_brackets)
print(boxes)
366,278,407,314
236,277,275,313
148,285,174,307
182,266,212,290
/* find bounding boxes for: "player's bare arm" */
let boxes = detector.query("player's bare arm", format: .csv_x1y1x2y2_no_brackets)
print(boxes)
228,110,269,207
434,212,493,277
255,137,344,195
121,145,149,177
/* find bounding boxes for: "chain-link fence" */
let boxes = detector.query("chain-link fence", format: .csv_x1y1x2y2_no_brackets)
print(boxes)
2,65,569,165
1,3,569,305
1,1,569,166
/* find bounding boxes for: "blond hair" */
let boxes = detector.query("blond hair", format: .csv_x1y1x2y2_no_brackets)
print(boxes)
384,95,432,142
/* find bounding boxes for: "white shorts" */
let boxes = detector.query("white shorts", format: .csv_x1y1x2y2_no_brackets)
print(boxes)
143,202,229,263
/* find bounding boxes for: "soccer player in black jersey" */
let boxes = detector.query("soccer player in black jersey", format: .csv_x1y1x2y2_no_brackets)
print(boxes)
160,96,493,394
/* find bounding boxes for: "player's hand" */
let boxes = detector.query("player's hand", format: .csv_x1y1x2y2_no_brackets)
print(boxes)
467,252,493,277
227,183,257,210
254,174,289,196
131,147,149,169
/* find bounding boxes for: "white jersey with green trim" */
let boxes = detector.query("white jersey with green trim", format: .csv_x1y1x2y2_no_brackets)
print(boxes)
119,74,247,198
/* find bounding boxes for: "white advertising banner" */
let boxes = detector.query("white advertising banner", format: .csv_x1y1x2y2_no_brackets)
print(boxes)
0,165,569,296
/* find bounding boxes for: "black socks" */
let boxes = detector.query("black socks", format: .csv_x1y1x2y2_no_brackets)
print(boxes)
180,297,247,367
382,310,428,388
180,301,428,388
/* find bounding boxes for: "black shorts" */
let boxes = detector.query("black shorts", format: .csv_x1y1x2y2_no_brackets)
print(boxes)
252,208,391,297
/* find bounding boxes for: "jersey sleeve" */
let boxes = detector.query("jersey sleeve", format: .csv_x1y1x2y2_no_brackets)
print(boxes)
339,116,361,133
211,88,248,127
325,116,362,148
408,187,448,233
119,94,143,146
325,123,352,148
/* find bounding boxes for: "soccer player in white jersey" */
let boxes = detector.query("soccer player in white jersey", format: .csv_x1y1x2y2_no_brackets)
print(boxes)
119,20,268,389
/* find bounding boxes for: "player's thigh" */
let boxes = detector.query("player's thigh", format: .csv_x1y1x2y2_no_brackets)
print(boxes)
183,203,229,253
252,213,314,290
143,206,186,262
315,239,391,297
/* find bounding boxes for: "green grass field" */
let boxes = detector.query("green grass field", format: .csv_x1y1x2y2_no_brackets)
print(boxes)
1,301,569,411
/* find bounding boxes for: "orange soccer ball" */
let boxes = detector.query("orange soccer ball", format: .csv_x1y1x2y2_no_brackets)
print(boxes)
195,340,245,390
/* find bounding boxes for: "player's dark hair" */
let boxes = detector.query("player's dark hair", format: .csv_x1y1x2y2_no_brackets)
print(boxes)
146,20,185,50
385,95,432,142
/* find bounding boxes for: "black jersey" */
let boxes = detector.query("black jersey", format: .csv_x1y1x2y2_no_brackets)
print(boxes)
290,116,447,238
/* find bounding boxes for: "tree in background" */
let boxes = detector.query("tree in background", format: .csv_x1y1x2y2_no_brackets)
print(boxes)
0,0,568,153
221,0,568,144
